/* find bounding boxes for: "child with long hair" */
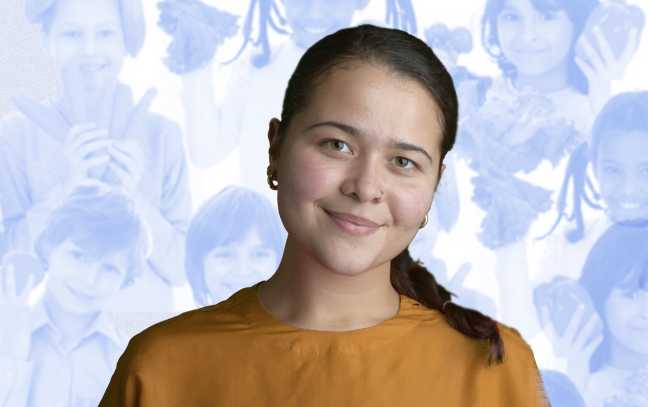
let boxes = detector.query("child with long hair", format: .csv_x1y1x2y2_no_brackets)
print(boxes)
453,0,640,339
539,223,648,407
159,0,416,206
535,91,648,286
185,185,286,308
0,0,193,312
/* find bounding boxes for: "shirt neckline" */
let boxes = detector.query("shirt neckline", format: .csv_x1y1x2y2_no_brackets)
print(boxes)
231,281,424,355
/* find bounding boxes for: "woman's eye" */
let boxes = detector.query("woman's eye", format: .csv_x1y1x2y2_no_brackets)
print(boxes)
603,166,619,175
323,139,351,153
391,156,417,170
322,140,417,171
622,289,640,299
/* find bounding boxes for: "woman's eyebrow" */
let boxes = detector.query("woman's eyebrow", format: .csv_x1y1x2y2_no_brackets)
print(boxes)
305,121,434,164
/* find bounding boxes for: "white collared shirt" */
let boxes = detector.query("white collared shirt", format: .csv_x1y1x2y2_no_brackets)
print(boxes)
0,297,128,407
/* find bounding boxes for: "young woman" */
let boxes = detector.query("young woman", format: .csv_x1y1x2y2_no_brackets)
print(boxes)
539,223,648,407
185,185,286,308
98,25,546,406
535,91,648,286
0,0,193,312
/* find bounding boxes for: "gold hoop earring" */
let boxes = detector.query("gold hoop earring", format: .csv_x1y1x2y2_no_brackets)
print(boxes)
267,166,278,190
419,213,428,229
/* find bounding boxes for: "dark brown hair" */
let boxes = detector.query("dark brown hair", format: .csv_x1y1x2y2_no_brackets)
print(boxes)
275,24,505,365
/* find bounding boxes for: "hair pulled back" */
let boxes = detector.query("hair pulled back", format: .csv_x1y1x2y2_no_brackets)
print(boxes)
276,24,505,365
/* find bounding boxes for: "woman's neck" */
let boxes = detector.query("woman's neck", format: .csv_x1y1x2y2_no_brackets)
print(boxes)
258,235,401,332
513,59,571,94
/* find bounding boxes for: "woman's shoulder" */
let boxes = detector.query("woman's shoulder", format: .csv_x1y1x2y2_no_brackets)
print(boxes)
415,303,536,364
138,300,239,339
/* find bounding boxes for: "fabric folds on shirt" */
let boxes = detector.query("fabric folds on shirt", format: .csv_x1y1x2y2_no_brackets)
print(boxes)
99,282,548,406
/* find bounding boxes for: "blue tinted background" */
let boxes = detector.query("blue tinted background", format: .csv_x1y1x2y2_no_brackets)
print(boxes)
1,0,647,406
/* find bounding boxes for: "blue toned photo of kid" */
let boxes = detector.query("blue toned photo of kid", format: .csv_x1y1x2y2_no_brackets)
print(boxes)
185,185,287,307
161,0,415,206
0,181,151,407
0,0,193,312
535,91,648,285
538,223,648,407
453,0,641,338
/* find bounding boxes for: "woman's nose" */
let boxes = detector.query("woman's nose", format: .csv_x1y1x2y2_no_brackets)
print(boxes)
341,160,385,202
520,17,539,43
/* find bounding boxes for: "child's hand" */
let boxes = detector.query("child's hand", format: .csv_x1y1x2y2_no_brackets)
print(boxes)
106,140,145,197
0,263,34,361
541,304,604,394
63,123,113,194
575,27,639,114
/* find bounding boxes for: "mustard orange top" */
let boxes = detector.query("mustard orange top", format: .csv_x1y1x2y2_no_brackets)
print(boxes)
98,282,548,406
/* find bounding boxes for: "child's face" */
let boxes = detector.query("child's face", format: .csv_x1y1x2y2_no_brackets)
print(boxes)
605,285,648,354
203,228,278,303
43,0,125,92
596,130,648,222
496,0,574,77
46,239,130,316
284,0,360,50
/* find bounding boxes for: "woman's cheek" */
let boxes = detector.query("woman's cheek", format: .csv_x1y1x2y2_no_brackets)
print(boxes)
287,150,338,201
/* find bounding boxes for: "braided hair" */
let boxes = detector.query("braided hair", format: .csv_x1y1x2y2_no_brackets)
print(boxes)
541,91,648,243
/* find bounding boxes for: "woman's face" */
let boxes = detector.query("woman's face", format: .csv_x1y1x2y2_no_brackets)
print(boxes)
272,64,445,281
43,0,125,92
496,0,574,77
596,130,648,222
284,0,361,50
203,228,278,303
604,285,648,354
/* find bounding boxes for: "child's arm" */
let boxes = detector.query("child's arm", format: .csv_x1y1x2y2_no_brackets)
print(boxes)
180,59,252,169
0,264,35,407
131,121,192,288
0,356,35,407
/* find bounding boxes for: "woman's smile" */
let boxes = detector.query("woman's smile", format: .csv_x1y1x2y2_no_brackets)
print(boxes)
325,208,381,237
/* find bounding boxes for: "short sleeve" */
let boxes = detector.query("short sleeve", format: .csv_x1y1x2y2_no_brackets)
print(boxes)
98,332,150,407
491,324,550,406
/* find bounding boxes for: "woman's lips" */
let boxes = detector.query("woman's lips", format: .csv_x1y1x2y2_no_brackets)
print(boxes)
325,209,380,237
